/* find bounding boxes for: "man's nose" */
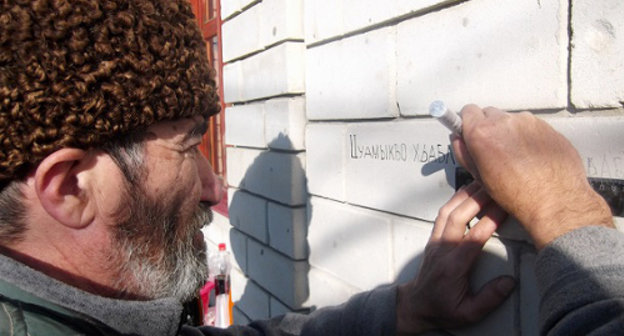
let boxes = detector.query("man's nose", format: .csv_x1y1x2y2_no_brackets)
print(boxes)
199,155,226,205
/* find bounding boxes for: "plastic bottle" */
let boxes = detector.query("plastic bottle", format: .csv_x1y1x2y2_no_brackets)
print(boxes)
210,243,231,328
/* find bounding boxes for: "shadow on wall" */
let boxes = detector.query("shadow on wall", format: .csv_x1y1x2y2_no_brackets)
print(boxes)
228,134,312,321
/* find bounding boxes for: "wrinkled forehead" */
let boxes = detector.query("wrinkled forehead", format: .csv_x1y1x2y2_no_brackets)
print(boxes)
144,116,207,142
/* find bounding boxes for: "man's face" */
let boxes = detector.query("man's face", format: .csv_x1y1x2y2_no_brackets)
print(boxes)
109,117,223,301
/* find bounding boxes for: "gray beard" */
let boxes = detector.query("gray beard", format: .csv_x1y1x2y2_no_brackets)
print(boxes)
110,184,213,302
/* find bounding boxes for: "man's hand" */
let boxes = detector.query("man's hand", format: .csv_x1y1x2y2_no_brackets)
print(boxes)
397,182,515,334
452,105,613,249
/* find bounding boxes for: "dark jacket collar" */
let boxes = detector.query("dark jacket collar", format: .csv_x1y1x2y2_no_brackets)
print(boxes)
0,253,183,335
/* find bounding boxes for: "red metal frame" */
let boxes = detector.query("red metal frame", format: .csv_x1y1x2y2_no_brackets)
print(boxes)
191,0,228,216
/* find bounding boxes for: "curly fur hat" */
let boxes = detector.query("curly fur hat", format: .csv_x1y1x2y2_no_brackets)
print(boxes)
0,0,220,183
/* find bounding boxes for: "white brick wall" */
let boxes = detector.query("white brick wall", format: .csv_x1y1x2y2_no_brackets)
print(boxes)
229,227,249,273
269,297,291,317
344,119,458,221
571,0,624,108
304,0,457,44
396,0,568,115
226,147,306,206
225,97,306,150
265,97,306,151
222,0,303,62
221,0,624,333
223,61,243,103
224,42,305,103
225,103,266,148
233,276,271,320
308,197,393,289
222,4,262,61
305,123,346,201
247,239,309,308
228,189,268,243
306,27,398,120
267,203,307,260
221,0,259,20
258,0,304,47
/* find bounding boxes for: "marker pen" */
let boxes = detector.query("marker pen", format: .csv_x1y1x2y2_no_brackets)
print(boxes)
429,100,462,136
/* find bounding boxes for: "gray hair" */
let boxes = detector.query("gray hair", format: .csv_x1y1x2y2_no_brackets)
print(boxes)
0,130,148,244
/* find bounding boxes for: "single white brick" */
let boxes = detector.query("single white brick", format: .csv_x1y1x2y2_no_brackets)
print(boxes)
222,4,262,62
259,0,304,48
227,147,307,205
225,147,263,189
221,0,242,21
267,202,307,260
392,218,432,284
304,0,344,44
265,97,307,151
520,252,539,336
453,237,516,336
228,189,268,243
305,123,347,201
571,0,624,108
229,227,248,273
304,0,453,44
249,152,307,206
247,239,309,308
223,61,243,103
239,42,305,102
306,27,398,120
225,103,266,148
233,276,271,320
308,197,393,290
345,119,458,221
302,266,361,309
396,0,567,115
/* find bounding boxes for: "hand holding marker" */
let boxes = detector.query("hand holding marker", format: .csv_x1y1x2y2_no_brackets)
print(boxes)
429,100,462,136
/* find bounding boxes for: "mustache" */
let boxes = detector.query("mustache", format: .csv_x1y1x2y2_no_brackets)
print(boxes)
194,202,214,230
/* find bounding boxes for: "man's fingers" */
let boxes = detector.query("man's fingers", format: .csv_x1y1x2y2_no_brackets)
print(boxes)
467,203,507,243
459,104,485,120
454,203,508,268
430,181,481,241
440,187,492,243
460,276,516,324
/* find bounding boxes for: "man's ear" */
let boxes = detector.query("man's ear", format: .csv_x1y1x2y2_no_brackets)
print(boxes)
34,148,95,229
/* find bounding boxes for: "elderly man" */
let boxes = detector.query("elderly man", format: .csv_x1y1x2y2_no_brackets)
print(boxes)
1,0,622,335
0,0,516,335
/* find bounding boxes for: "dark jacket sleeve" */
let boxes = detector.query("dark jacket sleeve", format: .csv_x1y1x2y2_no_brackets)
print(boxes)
535,226,624,335
181,284,397,336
